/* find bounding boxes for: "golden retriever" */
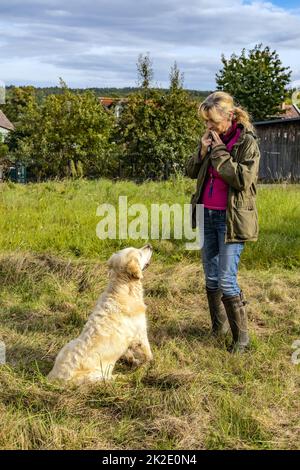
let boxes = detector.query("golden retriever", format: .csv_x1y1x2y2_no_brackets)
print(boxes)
47,244,153,384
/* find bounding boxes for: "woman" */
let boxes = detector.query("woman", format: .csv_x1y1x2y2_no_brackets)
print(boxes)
186,91,260,353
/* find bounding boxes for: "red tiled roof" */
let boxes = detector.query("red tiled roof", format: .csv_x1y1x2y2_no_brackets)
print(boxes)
278,103,300,119
99,97,115,107
0,110,14,131
99,97,129,107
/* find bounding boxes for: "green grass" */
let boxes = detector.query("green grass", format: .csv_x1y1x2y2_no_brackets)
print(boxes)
0,178,299,268
0,179,299,449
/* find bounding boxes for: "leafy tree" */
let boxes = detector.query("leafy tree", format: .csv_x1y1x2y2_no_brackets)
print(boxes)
3,89,39,170
3,67,206,181
0,134,10,180
116,57,203,180
216,44,292,121
0,134,9,159
0,86,37,124
169,61,184,92
136,53,154,93
7,83,116,179
159,62,204,177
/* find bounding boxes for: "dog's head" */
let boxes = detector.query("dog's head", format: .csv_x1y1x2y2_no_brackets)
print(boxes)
108,244,153,280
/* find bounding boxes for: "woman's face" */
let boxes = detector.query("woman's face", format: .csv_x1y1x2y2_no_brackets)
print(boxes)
205,111,233,135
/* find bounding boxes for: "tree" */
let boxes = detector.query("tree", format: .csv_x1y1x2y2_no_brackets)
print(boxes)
136,53,154,94
7,82,116,179
169,61,184,92
0,134,10,181
216,44,292,121
4,88,40,169
158,62,204,177
0,86,37,124
115,57,203,180
0,134,8,159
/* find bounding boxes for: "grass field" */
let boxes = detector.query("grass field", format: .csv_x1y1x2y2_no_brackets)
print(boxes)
0,179,299,449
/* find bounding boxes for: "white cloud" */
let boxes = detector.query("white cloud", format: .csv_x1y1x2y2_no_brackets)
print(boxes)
0,0,299,89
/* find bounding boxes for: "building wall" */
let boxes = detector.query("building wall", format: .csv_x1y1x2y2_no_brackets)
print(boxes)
255,121,300,182
0,127,9,139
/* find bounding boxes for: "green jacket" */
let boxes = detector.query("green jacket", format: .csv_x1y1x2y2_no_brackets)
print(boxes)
186,126,261,243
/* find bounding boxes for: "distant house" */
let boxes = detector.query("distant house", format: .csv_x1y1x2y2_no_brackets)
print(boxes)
0,109,14,138
277,102,300,120
99,97,128,118
99,96,162,119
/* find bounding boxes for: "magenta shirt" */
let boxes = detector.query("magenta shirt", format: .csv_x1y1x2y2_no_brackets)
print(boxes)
201,164,229,209
201,126,242,210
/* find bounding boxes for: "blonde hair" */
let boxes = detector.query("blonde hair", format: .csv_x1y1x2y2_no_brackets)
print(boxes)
198,91,255,134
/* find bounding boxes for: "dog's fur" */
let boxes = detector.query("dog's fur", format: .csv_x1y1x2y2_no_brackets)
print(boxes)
47,244,153,384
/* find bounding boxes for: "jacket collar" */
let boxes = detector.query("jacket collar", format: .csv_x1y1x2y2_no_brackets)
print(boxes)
230,124,258,149
205,123,257,159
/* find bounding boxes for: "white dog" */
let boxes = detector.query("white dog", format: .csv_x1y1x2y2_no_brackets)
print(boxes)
47,244,153,384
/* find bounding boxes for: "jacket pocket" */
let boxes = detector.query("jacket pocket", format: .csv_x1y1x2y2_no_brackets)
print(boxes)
235,192,255,210
236,200,254,210
232,206,258,240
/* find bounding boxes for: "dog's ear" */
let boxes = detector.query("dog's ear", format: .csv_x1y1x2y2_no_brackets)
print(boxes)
125,256,143,279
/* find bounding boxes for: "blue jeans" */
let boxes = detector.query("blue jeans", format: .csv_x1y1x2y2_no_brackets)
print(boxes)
201,208,244,297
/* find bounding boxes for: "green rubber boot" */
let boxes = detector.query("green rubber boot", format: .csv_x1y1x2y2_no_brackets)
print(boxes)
206,287,230,337
221,290,250,353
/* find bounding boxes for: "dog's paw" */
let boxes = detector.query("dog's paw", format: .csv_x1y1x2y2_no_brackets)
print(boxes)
148,356,154,364
126,357,142,368
120,345,142,366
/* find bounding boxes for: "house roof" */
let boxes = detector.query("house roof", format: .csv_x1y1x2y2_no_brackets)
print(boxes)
99,97,115,107
279,103,300,119
0,110,14,131
254,102,300,126
99,97,129,108
254,116,300,126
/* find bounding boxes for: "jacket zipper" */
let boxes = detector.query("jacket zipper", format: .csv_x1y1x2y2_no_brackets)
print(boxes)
208,170,214,198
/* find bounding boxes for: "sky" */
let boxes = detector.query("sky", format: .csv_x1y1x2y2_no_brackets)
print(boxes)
0,0,299,90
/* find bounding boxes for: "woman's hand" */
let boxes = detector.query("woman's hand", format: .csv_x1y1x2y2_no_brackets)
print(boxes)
210,130,223,149
200,130,213,158
201,129,213,148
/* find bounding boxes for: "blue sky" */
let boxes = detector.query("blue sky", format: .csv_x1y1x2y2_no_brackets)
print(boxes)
265,0,299,7
0,0,299,90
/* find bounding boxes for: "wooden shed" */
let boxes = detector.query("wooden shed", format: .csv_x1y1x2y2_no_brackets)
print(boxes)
254,117,300,182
